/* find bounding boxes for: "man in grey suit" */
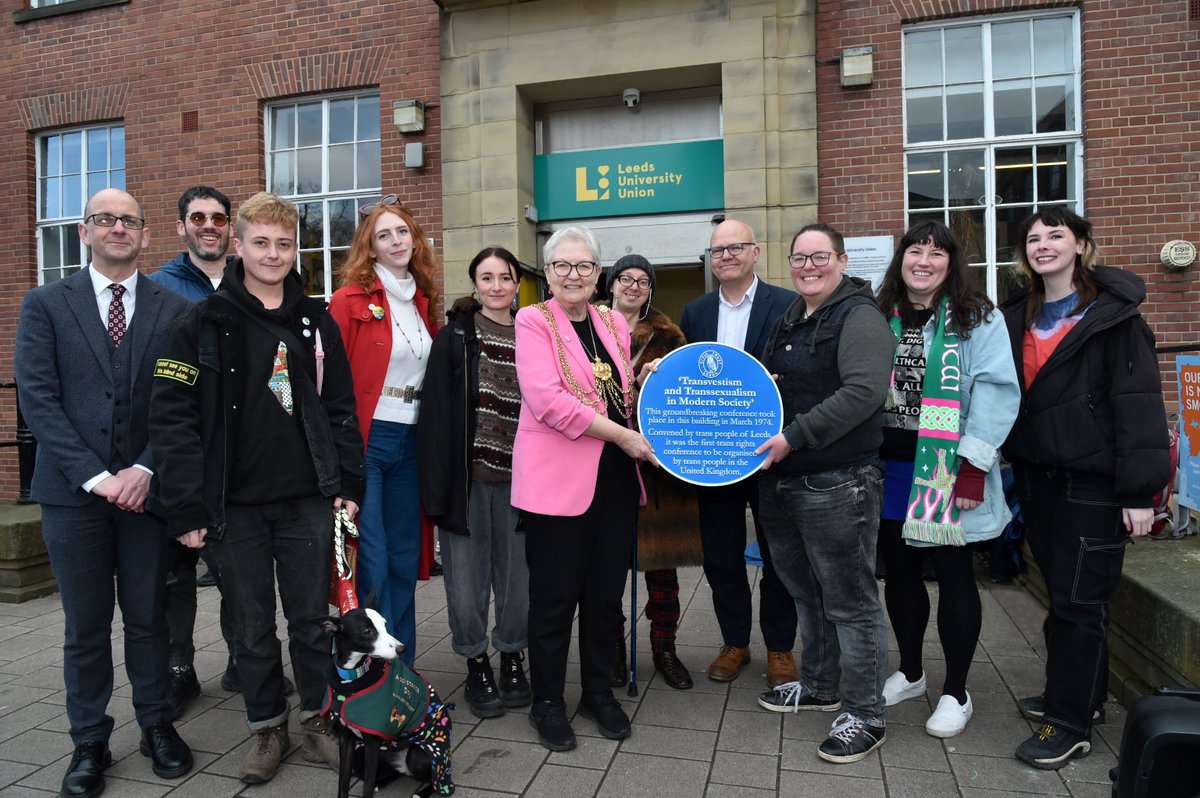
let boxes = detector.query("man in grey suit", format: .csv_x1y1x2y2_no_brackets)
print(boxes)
679,218,800,688
15,188,194,798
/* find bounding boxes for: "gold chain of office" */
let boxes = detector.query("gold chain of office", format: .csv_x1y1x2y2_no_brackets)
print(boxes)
536,302,635,420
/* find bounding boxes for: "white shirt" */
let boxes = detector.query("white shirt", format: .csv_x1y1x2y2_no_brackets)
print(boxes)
374,265,431,426
716,275,759,351
83,265,151,492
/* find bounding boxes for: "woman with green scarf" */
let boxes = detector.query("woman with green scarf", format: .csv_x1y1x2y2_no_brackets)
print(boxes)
874,221,1019,739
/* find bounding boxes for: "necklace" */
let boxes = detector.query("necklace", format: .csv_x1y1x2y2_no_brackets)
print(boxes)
390,299,426,361
537,302,634,419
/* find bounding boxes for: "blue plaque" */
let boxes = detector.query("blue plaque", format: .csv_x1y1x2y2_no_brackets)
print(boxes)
638,342,783,486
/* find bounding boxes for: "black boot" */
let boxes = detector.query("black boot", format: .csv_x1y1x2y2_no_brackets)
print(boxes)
499,651,532,708
465,654,505,718
609,640,628,687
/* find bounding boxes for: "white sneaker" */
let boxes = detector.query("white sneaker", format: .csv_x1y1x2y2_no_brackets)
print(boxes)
881,671,926,706
925,692,972,738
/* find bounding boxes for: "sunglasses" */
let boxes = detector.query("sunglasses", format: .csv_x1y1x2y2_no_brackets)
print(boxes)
359,194,401,217
187,211,229,227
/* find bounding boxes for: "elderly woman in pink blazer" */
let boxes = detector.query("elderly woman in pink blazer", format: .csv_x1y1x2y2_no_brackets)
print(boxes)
513,226,656,752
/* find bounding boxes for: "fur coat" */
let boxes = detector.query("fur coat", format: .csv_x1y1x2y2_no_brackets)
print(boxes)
631,307,704,571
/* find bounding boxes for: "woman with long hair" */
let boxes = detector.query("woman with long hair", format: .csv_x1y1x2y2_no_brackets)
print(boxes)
873,220,1019,739
328,199,441,666
1001,207,1169,769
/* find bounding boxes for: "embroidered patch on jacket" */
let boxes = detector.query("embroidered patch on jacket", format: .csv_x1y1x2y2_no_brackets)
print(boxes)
153,358,199,386
268,341,294,415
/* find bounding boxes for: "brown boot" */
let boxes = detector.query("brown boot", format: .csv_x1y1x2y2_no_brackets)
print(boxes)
766,650,798,688
706,645,750,682
301,715,340,770
239,723,289,784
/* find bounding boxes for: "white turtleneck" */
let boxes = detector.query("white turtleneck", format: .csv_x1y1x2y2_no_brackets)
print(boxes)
374,263,431,425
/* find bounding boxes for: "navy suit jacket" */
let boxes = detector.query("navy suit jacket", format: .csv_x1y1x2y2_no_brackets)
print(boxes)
679,278,798,362
15,267,190,507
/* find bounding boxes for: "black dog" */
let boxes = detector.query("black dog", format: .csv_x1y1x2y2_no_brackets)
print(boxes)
320,607,454,797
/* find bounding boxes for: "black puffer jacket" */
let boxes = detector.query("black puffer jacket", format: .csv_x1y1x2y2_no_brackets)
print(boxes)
999,267,1170,507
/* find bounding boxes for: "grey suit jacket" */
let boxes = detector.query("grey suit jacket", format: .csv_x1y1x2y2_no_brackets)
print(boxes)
679,278,798,362
14,267,190,507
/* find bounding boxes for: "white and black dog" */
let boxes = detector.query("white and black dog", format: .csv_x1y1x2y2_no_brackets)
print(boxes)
319,607,454,797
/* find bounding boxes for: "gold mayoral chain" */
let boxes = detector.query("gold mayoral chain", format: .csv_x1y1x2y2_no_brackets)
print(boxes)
536,302,635,419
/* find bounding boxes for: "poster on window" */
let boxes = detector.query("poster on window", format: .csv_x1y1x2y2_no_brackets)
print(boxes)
1176,355,1200,511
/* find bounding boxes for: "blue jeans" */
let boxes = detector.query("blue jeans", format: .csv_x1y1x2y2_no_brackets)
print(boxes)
357,419,421,666
206,495,332,729
42,500,171,744
440,481,529,658
759,463,887,724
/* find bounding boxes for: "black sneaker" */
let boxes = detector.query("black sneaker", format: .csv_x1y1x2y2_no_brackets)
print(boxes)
1015,723,1091,769
529,698,576,751
168,665,201,721
499,651,532,708
817,712,886,763
1017,695,1105,725
577,690,631,740
758,680,842,713
465,654,505,718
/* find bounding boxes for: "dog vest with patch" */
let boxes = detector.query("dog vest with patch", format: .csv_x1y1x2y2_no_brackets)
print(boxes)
324,656,430,739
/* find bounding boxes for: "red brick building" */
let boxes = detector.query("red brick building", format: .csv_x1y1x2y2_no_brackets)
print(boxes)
815,0,1200,408
0,0,441,498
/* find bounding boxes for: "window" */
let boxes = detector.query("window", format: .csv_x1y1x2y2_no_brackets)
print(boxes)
903,12,1082,299
30,0,73,5
266,93,382,299
36,124,125,284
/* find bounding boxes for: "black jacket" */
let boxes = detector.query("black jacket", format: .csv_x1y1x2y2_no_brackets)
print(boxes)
1000,267,1170,506
148,261,365,537
417,305,483,536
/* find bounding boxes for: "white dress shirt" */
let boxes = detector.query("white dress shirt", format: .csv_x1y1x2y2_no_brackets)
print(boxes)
716,275,759,351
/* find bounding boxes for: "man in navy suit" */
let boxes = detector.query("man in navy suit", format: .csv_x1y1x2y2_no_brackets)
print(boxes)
679,218,800,687
15,188,194,798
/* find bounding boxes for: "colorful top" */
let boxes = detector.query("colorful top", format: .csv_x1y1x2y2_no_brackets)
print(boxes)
472,313,520,482
1022,292,1091,388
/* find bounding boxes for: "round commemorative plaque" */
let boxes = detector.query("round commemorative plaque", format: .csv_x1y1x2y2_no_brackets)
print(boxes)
637,342,783,487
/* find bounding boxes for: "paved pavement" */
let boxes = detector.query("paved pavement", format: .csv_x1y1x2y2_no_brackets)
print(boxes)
0,561,1126,797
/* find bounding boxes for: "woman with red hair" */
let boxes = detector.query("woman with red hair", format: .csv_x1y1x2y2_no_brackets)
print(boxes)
329,199,441,665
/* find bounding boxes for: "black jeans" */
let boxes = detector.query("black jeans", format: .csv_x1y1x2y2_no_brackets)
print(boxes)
1017,466,1127,735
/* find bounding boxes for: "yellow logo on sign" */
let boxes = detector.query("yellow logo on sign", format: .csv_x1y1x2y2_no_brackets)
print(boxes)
575,165,610,202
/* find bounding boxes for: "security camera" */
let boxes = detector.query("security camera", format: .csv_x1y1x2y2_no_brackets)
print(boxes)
622,88,641,109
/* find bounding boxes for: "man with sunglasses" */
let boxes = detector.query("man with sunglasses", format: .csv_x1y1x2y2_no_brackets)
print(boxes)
15,188,195,798
678,218,800,689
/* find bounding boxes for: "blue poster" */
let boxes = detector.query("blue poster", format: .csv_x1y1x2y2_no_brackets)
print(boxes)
638,342,783,487
1176,355,1200,510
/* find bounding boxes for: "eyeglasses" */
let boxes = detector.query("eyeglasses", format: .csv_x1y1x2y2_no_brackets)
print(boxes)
788,251,837,268
358,194,400,217
707,242,754,259
85,213,146,230
548,260,599,277
616,273,651,290
187,211,229,227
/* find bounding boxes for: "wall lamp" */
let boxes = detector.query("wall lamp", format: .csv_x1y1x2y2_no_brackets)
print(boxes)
840,47,873,88
393,99,425,133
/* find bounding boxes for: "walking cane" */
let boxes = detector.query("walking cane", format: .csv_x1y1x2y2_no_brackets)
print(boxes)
628,527,639,697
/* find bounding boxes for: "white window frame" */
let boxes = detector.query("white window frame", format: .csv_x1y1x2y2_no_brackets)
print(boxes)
902,9,1084,300
265,91,382,300
35,123,126,285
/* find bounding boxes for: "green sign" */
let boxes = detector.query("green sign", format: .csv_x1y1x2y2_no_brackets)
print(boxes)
534,139,724,221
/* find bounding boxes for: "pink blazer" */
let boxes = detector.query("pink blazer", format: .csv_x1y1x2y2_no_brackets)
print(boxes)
511,300,646,516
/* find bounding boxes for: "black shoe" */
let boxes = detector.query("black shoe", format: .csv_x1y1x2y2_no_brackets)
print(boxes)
529,698,576,751
609,641,628,687
652,650,693,690
758,680,842,713
139,722,194,779
577,690,631,740
465,654,505,718
429,560,443,577
817,712,886,763
167,665,201,721
62,741,111,798
196,569,217,588
1016,695,1105,725
499,651,532,708
1015,723,1091,769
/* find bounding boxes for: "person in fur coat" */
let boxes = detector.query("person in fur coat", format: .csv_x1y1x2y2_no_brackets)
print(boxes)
605,254,702,690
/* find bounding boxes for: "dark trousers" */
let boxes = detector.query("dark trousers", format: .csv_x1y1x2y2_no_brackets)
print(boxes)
1017,466,1126,735
618,567,681,653
166,544,237,668
42,500,172,745
697,476,797,651
525,444,638,700
206,495,332,730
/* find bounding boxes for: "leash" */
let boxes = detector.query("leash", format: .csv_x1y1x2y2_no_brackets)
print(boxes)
332,508,360,613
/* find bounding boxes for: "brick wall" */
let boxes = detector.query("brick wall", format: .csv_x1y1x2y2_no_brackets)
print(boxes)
816,0,1200,410
0,0,442,500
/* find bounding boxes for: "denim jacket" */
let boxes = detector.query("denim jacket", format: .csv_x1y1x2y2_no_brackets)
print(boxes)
911,309,1020,544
